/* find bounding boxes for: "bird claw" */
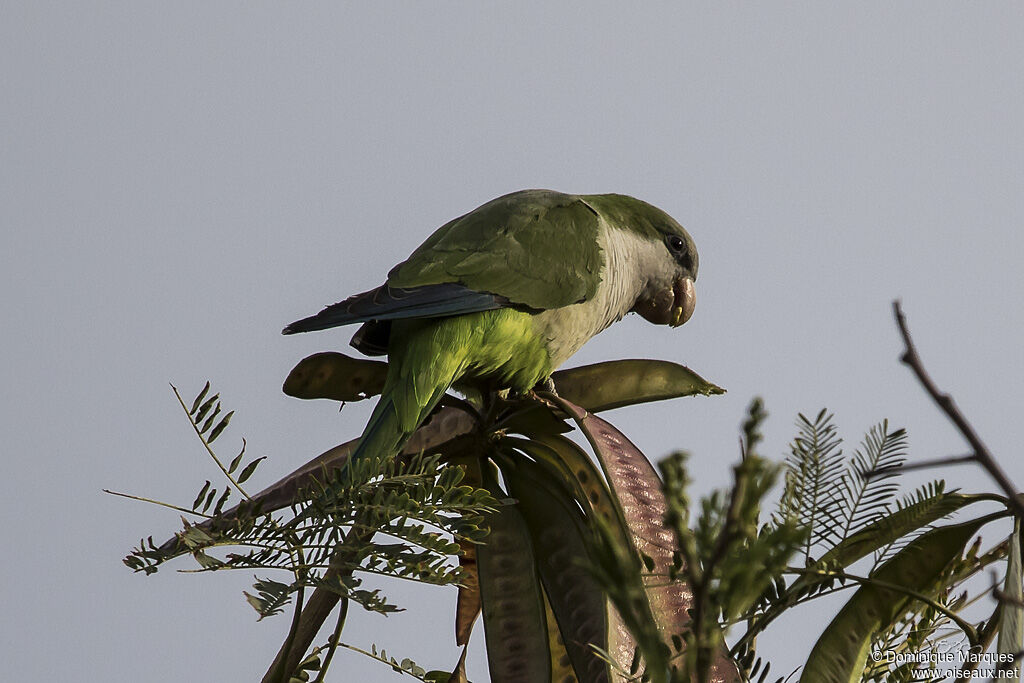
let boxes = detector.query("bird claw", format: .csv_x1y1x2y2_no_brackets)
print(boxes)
492,379,556,408
537,377,558,395
522,377,560,411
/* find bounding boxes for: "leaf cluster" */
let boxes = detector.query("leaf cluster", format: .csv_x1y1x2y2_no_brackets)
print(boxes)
595,402,1017,683
121,383,498,622
654,401,805,682
120,359,731,683
292,641,453,683
117,359,1024,683
736,411,1013,682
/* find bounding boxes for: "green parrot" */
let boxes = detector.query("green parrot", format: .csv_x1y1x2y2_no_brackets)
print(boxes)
283,189,698,463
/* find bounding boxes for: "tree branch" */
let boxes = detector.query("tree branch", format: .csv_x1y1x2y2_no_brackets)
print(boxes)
261,525,374,683
892,301,1024,519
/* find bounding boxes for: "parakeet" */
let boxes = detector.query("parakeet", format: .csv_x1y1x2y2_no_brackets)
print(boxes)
283,189,698,463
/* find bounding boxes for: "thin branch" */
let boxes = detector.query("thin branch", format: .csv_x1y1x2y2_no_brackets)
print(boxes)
335,642,430,680
268,581,305,683
171,384,253,502
103,489,214,518
866,454,976,478
260,524,375,683
992,586,1024,610
892,301,1024,519
789,565,980,646
312,597,348,683
172,384,314,682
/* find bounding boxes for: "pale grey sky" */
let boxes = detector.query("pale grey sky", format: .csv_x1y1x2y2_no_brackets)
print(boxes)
3,3,1022,681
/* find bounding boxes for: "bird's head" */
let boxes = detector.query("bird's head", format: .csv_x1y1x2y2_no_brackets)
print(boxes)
589,194,698,328
631,218,697,328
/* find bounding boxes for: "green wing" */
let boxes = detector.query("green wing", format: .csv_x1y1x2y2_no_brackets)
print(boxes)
386,189,603,310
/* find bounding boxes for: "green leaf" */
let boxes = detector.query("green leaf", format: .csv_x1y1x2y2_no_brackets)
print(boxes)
194,394,219,425
778,410,845,561
191,480,211,511
201,487,217,513
178,523,215,547
282,351,388,402
244,577,292,620
208,410,234,443
816,491,992,572
745,490,995,654
237,456,266,484
425,668,459,683
835,421,907,542
802,516,994,682
243,590,264,614
192,548,224,569
190,381,211,414
295,649,322,672
228,440,247,474
200,402,222,435
212,487,231,515
551,359,724,413
997,517,1023,680
151,406,480,563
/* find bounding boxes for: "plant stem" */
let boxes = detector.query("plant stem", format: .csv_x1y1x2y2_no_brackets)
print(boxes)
789,566,980,646
171,384,253,502
313,597,348,683
103,489,214,517
260,523,375,683
892,301,1024,519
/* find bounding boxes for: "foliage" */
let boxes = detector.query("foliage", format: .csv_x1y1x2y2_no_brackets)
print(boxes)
116,359,729,682
580,400,1017,683
119,383,498,623
115,355,1024,683
657,404,805,681
733,410,1012,683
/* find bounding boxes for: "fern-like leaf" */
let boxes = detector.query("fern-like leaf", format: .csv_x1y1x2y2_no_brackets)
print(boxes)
836,421,908,541
777,409,845,562
872,480,950,567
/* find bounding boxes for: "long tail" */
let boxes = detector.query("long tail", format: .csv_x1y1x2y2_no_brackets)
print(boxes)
348,356,463,466
347,393,413,465
346,310,525,466
282,283,506,335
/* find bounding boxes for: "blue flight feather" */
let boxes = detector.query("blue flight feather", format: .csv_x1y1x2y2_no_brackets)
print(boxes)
281,283,509,334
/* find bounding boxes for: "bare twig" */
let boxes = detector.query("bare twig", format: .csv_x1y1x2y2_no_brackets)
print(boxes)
312,597,348,683
892,301,1024,519
866,454,976,478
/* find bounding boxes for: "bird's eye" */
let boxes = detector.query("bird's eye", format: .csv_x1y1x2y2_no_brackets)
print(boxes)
666,235,686,253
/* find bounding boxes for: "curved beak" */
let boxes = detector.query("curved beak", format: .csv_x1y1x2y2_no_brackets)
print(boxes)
670,276,696,327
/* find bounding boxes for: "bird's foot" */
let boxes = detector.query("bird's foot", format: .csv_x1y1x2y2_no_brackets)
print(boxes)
523,378,560,411
535,377,558,396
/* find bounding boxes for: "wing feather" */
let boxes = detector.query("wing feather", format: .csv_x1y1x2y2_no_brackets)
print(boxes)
386,189,603,310
283,190,605,338
282,283,507,334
